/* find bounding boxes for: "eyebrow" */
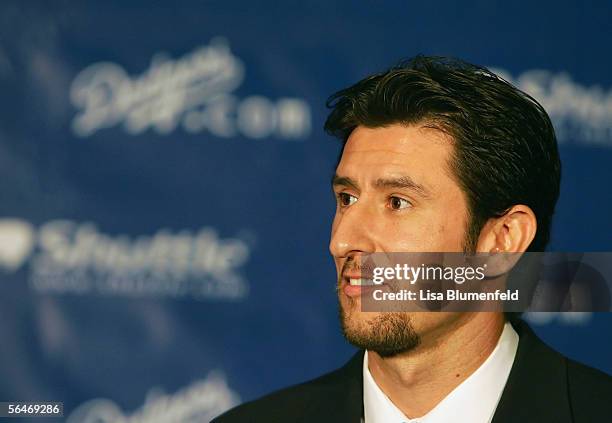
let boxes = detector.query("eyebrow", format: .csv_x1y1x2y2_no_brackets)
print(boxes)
374,176,431,198
331,175,360,191
332,174,432,198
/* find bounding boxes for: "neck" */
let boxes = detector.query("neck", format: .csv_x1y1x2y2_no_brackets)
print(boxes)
367,312,505,419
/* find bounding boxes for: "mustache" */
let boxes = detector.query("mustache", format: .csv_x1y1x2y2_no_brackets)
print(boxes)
337,256,376,291
341,255,376,274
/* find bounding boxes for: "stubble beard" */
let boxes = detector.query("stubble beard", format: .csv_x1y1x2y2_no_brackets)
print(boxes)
338,295,421,358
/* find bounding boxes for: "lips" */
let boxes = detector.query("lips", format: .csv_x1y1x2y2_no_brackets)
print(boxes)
340,257,379,296
341,272,380,298
342,270,376,286
346,277,375,286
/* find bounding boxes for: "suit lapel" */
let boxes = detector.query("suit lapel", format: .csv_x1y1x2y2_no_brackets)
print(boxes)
304,350,364,423
492,320,572,423
306,321,572,423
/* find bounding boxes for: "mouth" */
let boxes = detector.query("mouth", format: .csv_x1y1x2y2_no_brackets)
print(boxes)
347,277,374,286
341,274,379,298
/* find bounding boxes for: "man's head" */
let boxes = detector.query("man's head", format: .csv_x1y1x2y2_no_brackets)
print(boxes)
325,56,561,357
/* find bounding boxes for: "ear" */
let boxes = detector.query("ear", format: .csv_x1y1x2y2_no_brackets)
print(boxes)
476,205,537,254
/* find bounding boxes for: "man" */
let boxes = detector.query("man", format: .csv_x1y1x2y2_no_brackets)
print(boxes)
214,56,612,422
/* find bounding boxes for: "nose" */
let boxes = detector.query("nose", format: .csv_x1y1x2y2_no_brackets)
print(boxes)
329,201,377,259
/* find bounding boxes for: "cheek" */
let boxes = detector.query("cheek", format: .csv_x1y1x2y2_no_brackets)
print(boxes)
377,218,427,251
381,212,467,252
424,192,470,250
432,211,469,250
431,223,466,250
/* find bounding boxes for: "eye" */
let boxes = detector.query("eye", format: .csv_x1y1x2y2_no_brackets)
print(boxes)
389,196,412,210
337,192,357,207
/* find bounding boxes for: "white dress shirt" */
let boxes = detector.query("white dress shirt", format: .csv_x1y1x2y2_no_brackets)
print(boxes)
363,322,519,423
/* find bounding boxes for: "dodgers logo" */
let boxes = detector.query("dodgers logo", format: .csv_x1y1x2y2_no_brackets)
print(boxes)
66,372,240,423
70,37,311,140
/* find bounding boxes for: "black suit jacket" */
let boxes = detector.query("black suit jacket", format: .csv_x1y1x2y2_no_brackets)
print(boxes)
214,321,612,422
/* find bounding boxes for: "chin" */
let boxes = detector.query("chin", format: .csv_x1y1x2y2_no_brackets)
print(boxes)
338,303,421,356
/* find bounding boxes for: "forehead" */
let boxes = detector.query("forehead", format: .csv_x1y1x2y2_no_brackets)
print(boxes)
337,124,455,180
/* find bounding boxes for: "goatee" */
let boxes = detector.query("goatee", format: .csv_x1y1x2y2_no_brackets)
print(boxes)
338,301,421,358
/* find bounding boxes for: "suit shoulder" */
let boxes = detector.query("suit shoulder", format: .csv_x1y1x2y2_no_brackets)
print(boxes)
212,360,358,423
566,358,612,421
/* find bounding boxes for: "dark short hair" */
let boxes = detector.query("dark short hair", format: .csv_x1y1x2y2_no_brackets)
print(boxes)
324,55,561,252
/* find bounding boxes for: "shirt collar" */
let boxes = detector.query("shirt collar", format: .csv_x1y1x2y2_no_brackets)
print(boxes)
363,322,519,423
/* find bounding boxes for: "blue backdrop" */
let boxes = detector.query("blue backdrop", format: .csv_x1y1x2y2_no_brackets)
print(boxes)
0,1,611,421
